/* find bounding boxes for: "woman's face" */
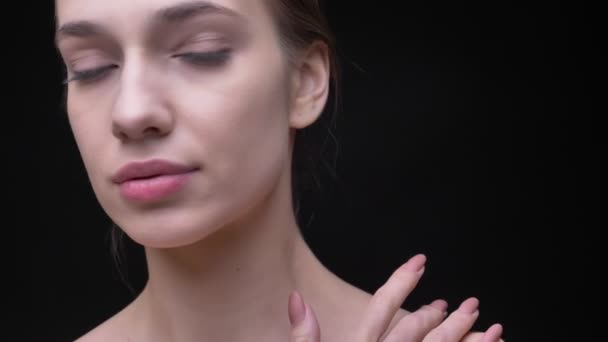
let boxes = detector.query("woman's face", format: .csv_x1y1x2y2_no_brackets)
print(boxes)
55,0,309,248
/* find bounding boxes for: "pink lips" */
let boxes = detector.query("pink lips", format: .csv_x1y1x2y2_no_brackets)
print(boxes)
111,159,198,202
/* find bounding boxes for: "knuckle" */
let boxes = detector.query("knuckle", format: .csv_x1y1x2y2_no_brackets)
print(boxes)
447,311,469,324
410,313,428,329
393,265,415,280
291,327,315,342
425,330,450,342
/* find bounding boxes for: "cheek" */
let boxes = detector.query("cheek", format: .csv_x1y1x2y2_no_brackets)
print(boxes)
189,80,290,182
175,62,292,215
180,48,292,185
66,93,111,185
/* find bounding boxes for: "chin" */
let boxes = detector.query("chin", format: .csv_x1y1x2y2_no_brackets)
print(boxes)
106,200,237,249
124,224,216,249
92,157,285,249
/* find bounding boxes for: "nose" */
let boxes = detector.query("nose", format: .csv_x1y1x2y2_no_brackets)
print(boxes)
111,63,174,142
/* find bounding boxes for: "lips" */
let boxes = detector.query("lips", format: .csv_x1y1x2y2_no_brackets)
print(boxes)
111,159,199,203
111,159,198,184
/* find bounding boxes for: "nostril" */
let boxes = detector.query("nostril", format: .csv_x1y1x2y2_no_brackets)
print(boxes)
111,107,174,140
144,127,160,134
142,127,162,137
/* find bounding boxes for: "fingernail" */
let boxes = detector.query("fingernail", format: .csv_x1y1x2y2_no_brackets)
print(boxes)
458,297,479,314
429,299,448,312
288,291,306,325
402,254,427,272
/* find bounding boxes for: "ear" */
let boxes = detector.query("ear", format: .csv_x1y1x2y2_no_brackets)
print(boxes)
289,41,330,129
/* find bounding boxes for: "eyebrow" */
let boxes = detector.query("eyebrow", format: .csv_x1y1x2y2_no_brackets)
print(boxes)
156,0,243,22
55,1,245,46
55,21,107,45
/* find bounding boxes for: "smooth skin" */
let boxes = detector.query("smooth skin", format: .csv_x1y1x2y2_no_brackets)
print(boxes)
54,0,504,341
288,255,504,342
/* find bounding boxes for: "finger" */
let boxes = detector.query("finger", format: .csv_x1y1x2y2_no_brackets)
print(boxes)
460,323,504,342
481,323,503,342
357,254,427,341
383,299,448,342
461,332,485,342
289,291,321,342
422,297,480,342
457,324,504,342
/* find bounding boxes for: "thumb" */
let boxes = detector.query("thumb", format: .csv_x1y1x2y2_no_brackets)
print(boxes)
288,291,320,342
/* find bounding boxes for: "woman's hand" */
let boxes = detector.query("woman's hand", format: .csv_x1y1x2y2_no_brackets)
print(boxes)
288,254,504,342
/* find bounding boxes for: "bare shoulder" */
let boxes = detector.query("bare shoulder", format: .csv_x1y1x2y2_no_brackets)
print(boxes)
316,272,411,338
74,305,133,342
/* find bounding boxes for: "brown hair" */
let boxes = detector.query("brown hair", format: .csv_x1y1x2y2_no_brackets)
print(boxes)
269,0,341,219
110,0,342,292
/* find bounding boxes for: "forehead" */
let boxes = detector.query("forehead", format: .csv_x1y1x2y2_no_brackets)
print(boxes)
55,0,270,28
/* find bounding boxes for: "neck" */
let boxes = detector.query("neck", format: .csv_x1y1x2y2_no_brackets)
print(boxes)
128,183,326,341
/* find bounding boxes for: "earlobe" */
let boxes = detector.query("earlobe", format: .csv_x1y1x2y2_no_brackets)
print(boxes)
289,42,330,129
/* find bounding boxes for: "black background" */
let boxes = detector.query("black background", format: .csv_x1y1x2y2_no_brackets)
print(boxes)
20,0,593,341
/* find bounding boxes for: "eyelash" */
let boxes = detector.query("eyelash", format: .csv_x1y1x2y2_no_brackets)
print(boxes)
174,48,232,66
64,65,117,84
64,49,232,84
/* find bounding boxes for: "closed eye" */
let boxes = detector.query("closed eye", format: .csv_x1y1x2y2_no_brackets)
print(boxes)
64,64,118,84
62,48,231,84
174,48,232,66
